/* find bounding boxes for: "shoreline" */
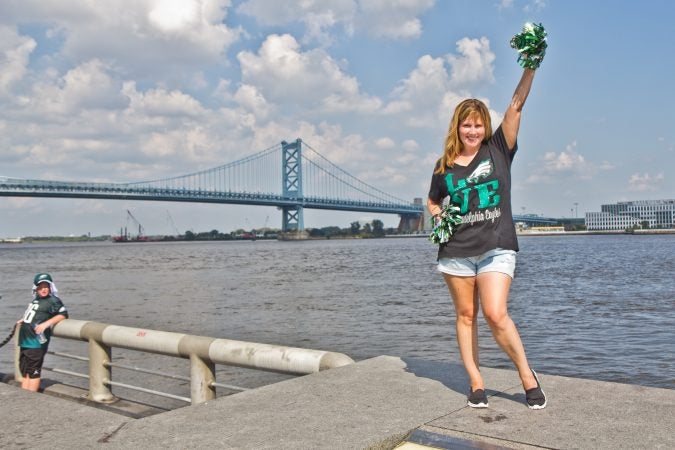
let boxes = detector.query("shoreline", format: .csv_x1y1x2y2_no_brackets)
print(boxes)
3,229,674,244
517,229,675,236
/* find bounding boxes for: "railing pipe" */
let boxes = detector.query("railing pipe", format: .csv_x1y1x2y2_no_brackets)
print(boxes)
54,319,353,375
42,319,353,405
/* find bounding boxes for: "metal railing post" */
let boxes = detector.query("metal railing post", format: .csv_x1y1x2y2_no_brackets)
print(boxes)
190,354,215,404
88,338,116,403
14,324,22,382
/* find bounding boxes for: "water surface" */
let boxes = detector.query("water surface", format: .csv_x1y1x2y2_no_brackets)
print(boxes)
1,235,673,407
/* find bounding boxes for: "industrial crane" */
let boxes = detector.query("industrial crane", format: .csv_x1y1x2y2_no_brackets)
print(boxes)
113,210,148,242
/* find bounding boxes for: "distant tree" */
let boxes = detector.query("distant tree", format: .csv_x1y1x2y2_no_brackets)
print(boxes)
372,219,385,237
362,223,372,234
641,221,649,229
322,226,342,237
184,230,195,241
350,221,361,235
309,228,324,237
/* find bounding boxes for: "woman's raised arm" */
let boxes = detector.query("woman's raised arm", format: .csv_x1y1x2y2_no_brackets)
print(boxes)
502,68,536,150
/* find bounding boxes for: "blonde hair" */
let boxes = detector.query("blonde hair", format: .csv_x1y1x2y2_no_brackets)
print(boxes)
435,99,493,174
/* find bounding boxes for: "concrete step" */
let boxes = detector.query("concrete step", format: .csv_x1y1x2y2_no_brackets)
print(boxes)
2,356,674,449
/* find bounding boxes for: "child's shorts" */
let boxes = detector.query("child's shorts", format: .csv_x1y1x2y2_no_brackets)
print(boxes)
19,347,47,379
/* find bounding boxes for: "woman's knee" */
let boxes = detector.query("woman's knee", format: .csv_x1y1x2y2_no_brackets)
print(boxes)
483,309,510,329
456,308,478,326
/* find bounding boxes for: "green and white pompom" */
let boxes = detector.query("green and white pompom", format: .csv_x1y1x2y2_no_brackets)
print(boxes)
510,22,547,69
429,204,463,245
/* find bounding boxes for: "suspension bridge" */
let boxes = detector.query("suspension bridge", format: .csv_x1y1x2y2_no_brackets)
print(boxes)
0,139,424,232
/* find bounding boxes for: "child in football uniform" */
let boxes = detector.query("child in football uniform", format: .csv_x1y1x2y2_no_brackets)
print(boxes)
17,273,68,391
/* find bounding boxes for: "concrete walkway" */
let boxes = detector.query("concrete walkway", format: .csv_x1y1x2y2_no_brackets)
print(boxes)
1,356,673,449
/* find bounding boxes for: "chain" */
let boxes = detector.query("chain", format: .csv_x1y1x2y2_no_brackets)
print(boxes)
0,323,17,349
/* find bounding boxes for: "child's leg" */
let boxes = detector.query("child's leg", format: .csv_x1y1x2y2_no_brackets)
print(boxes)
21,375,41,391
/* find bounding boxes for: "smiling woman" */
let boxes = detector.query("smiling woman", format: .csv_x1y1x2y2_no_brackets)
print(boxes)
426,22,544,407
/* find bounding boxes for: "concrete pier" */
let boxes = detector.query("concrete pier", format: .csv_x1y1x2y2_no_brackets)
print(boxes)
1,356,673,449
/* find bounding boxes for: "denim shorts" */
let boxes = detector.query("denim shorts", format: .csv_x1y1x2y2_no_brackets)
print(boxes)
437,248,517,278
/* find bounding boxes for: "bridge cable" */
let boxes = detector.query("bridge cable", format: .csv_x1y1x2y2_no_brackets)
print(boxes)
302,142,411,204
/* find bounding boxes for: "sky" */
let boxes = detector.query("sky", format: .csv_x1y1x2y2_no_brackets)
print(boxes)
1,0,674,237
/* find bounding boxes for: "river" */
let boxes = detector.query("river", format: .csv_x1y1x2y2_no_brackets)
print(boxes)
1,234,673,408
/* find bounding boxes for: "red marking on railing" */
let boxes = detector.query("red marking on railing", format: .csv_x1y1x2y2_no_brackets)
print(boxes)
137,331,147,337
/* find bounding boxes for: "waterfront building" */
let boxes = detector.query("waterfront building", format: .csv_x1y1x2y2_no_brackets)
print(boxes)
585,199,675,230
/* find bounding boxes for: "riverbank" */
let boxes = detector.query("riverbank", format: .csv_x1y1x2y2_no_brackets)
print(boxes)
2,357,673,449
517,229,675,236
5,228,673,244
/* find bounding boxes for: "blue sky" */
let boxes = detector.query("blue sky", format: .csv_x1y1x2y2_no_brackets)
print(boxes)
1,0,674,237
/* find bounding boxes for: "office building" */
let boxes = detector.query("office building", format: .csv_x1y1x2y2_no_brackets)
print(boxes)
585,199,675,230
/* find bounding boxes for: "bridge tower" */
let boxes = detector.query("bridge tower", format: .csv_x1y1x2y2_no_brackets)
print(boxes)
281,139,304,232
397,198,424,232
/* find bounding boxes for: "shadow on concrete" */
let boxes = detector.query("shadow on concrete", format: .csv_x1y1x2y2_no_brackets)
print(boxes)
401,357,469,394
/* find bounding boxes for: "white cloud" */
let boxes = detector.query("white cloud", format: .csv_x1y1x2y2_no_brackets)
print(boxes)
628,172,664,192
447,37,495,86
148,0,201,32
238,0,434,42
524,0,548,12
374,137,395,149
237,0,356,27
543,147,586,171
9,59,126,119
61,60,127,110
357,0,435,40
525,141,609,183
122,82,205,118
385,54,448,127
0,26,36,97
237,34,381,113
0,52,251,182
1,0,241,80
238,0,356,45
141,127,212,160
392,55,448,105
386,37,497,128
234,83,270,119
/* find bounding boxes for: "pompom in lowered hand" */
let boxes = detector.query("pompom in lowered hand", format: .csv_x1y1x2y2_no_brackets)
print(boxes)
429,204,463,245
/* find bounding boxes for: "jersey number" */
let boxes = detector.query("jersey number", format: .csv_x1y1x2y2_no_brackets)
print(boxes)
22,304,39,323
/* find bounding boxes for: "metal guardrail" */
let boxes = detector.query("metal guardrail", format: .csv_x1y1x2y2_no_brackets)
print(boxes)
13,319,354,405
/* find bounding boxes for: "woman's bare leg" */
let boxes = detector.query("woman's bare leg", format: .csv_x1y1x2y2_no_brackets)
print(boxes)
476,271,537,390
443,273,483,390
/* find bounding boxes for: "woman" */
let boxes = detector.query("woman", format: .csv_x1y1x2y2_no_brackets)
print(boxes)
427,67,546,410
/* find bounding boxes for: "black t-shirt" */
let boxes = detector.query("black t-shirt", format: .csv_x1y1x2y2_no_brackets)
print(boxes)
428,125,519,258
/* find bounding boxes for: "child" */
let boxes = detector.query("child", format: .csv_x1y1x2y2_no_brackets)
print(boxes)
17,273,68,392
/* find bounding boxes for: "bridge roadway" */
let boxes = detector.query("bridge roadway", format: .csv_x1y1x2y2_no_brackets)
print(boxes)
2,356,672,449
